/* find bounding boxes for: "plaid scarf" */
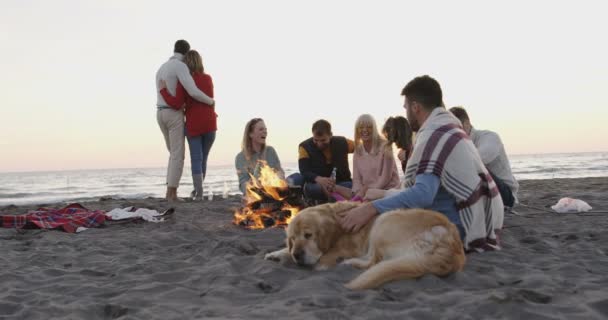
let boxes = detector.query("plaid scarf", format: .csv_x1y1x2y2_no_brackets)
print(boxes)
404,108,504,251
1,203,106,233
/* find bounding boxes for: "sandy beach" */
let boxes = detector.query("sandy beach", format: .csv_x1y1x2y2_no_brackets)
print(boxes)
1,177,607,319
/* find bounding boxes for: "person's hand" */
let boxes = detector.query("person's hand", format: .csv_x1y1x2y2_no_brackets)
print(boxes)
159,79,167,90
355,185,368,199
397,149,406,162
364,188,387,201
339,203,378,232
315,176,335,194
321,177,336,193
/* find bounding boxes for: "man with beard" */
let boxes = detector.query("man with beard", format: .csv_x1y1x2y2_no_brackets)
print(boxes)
340,75,505,252
288,119,355,203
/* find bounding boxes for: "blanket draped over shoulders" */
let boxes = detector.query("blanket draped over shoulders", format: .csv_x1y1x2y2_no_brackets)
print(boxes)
404,108,504,251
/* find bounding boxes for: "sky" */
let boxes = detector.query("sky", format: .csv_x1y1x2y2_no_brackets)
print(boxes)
1,0,607,173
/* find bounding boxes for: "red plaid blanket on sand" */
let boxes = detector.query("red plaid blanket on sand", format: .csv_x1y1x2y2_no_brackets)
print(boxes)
1,203,106,233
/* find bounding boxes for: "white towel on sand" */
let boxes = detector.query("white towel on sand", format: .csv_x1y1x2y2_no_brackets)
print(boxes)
105,207,167,223
551,197,592,213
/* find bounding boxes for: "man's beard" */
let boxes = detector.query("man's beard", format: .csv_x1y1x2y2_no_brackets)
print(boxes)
410,119,420,132
407,110,420,132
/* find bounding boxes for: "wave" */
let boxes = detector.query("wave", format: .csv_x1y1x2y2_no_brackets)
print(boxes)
2,152,607,206
0,192,60,199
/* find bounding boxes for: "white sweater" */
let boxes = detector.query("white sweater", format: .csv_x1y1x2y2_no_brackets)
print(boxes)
470,128,519,200
155,53,214,107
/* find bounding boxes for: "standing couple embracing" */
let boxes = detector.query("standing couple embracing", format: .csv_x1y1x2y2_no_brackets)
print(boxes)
155,40,217,202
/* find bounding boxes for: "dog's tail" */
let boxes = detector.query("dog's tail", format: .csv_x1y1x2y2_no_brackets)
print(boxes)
345,228,465,290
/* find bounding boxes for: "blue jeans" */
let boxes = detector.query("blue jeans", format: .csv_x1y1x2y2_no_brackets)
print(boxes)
490,171,515,208
287,173,352,201
187,131,216,177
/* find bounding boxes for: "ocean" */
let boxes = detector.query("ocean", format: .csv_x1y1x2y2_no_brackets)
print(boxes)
1,152,607,206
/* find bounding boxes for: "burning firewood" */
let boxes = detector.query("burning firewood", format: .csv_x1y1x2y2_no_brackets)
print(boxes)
233,161,305,229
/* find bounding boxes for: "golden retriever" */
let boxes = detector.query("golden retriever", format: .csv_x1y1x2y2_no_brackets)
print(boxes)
264,202,465,290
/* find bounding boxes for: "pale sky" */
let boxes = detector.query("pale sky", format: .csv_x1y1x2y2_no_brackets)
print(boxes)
1,0,607,173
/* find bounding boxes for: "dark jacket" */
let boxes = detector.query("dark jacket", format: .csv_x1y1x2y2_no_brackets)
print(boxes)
298,136,352,183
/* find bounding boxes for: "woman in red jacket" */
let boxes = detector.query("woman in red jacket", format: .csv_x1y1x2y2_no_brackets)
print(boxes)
160,50,216,201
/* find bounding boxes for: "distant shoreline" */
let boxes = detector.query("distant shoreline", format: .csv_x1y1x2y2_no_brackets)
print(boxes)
2,152,607,206
2,151,607,174
2,176,607,209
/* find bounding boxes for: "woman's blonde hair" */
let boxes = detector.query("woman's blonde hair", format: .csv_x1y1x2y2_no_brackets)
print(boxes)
241,118,265,161
184,50,204,74
354,114,387,156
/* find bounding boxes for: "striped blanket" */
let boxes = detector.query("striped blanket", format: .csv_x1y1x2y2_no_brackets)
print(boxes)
404,108,504,251
1,203,106,233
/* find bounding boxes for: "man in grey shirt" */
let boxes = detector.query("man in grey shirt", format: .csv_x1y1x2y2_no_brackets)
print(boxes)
155,39,215,201
450,106,518,208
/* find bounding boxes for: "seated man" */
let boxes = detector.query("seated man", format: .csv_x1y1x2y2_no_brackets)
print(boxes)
340,75,504,252
288,119,355,203
449,106,518,208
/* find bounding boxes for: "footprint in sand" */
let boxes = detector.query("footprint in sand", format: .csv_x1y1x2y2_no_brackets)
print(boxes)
517,289,552,304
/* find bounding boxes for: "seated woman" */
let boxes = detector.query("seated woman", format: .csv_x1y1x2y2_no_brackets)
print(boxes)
365,116,414,200
235,118,284,194
364,116,414,200
382,116,413,173
351,114,400,201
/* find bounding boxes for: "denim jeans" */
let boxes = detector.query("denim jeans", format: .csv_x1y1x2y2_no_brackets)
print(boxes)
187,131,216,177
490,171,515,208
287,173,352,201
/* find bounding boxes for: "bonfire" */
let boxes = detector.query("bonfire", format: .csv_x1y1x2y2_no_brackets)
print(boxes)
233,161,304,229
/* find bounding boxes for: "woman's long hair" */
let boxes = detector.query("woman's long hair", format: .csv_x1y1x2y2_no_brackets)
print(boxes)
184,50,204,74
241,118,265,161
354,114,386,156
382,116,413,151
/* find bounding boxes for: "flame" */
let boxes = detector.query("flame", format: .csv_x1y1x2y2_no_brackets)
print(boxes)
233,206,268,229
282,204,300,225
244,176,263,204
233,160,301,229
258,162,288,200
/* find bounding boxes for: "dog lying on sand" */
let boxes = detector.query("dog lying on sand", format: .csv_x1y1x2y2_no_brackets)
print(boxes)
264,202,466,290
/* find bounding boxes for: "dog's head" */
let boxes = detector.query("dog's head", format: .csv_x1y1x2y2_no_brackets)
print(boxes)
284,202,359,266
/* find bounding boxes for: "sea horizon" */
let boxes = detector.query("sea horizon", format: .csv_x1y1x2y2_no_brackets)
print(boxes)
2,150,607,175
1,151,607,206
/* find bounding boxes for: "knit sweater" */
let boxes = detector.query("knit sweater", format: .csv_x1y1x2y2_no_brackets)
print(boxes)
352,142,400,194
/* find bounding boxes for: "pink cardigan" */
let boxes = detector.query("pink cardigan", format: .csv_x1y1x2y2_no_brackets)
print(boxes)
352,142,400,194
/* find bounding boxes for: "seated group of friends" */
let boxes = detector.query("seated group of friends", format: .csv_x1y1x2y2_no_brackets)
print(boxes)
235,75,518,251
154,41,514,252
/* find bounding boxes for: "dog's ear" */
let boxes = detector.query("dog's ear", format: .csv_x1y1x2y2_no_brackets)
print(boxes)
316,213,340,253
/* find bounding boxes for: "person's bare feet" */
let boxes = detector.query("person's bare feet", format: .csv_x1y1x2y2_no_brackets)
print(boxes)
166,187,184,202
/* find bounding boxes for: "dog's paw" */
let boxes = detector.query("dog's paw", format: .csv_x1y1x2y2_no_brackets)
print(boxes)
264,248,289,262
314,264,330,271
341,257,368,269
264,252,281,262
